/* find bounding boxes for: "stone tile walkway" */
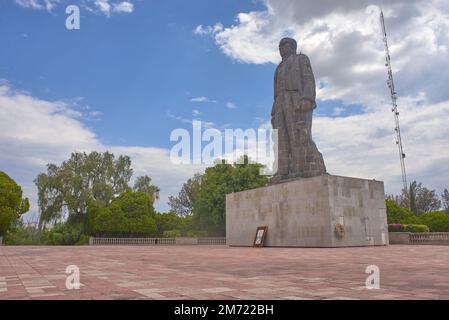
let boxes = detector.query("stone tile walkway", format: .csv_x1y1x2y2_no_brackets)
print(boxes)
1,245,449,300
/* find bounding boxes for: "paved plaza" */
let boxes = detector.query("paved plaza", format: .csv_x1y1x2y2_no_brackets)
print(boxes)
1,245,449,300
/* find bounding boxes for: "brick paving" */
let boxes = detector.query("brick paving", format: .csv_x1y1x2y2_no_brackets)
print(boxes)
1,245,449,300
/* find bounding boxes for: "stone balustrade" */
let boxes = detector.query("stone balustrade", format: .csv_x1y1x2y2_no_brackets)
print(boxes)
389,232,449,245
89,237,226,246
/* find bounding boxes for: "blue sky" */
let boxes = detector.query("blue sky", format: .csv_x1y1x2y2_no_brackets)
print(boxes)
1,0,295,148
1,0,449,216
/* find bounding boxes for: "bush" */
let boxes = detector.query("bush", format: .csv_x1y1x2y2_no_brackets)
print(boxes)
76,234,90,245
186,230,208,237
386,200,420,224
163,230,181,238
90,192,157,237
0,172,30,237
4,222,40,245
420,211,449,232
403,224,430,233
42,224,83,245
388,224,404,232
193,159,268,236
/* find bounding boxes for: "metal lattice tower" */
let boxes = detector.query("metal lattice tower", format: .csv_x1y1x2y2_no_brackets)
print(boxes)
380,10,408,191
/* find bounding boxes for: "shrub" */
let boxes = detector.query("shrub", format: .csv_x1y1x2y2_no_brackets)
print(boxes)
403,224,430,233
0,172,29,237
420,211,449,232
186,230,208,237
388,224,404,232
4,223,40,245
91,192,157,237
42,224,83,245
386,200,420,224
76,234,90,245
163,230,181,238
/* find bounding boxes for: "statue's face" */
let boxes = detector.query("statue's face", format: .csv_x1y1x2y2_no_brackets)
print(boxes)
279,41,296,60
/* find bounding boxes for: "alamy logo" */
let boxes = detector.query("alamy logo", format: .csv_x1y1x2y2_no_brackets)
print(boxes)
169,120,278,175
65,265,80,290
365,265,380,290
66,5,80,30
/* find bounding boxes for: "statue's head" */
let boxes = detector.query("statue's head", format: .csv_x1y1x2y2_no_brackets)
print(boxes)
279,37,297,60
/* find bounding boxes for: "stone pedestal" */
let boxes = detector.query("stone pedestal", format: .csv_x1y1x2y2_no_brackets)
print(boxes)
226,175,389,247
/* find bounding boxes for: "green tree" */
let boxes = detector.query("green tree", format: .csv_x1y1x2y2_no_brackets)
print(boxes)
386,200,421,225
420,211,449,232
91,191,157,237
398,181,441,215
35,151,133,231
409,182,417,214
441,189,449,214
168,173,202,216
0,172,30,236
193,157,268,236
155,211,182,236
154,211,195,236
133,175,160,203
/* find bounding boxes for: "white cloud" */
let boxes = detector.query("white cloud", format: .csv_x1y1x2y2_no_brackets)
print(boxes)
94,0,111,15
14,0,60,12
0,84,203,217
192,109,202,116
167,110,215,129
226,102,238,109
332,107,345,116
112,1,133,13
15,0,42,10
194,23,224,36
88,110,103,117
91,0,136,16
14,0,135,16
190,96,216,103
313,98,449,195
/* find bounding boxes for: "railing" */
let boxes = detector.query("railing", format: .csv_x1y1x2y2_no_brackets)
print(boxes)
410,233,449,245
90,237,175,246
198,237,226,245
90,237,226,246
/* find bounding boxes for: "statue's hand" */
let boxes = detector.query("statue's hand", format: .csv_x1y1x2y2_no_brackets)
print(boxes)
300,99,315,112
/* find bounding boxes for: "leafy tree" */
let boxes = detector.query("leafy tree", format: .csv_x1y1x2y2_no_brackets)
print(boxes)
409,182,417,214
154,212,195,237
91,191,157,237
193,157,268,236
163,230,181,238
0,172,30,236
155,211,182,236
44,223,84,245
168,173,202,216
398,181,441,215
133,175,160,203
441,189,449,214
386,200,420,225
35,151,133,231
420,211,449,232
4,221,40,245
92,204,125,235
403,224,429,233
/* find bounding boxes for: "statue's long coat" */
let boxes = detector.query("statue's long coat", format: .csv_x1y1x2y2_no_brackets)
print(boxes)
271,53,326,179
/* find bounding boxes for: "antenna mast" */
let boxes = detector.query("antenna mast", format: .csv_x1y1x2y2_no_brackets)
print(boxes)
380,10,408,191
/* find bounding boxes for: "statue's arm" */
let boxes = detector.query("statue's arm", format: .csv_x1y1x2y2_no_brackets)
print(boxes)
272,67,279,118
273,66,279,100
300,54,316,108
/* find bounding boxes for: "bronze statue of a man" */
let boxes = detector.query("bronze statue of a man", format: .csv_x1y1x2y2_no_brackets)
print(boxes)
270,37,326,184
